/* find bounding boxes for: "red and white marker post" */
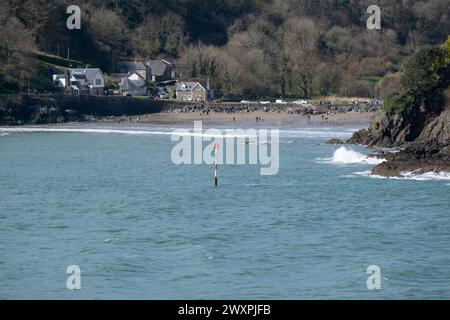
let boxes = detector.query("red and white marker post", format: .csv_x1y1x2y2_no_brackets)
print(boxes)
214,143,219,187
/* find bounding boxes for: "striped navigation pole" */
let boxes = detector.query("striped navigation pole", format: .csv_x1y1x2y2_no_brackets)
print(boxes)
214,143,219,187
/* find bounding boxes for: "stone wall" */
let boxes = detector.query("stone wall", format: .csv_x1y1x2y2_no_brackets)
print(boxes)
0,94,326,125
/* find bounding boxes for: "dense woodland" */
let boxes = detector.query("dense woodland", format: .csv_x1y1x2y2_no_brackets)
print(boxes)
1,0,449,99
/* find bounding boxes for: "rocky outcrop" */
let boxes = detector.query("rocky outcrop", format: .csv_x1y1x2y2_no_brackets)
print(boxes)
346,95,450,177
346,129,370,145
372,106,450,176
326,138,344,145
347,97,445,148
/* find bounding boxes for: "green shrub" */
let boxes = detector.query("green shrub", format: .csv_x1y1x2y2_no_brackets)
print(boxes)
35,53,86,68
382,93,414,113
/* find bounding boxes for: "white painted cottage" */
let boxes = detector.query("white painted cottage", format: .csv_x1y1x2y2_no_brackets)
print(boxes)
53,68,106,96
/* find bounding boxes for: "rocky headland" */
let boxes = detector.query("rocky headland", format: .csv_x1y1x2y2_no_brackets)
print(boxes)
347,96,450,177
344,40,450,178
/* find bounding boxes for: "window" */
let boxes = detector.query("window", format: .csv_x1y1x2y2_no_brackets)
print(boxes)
95,79,102,86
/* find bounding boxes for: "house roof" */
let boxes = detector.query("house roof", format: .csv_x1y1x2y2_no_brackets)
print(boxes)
176,81,207,92
117,61,146,71
145,60,173,76
128,73,145,81
68,68,103,82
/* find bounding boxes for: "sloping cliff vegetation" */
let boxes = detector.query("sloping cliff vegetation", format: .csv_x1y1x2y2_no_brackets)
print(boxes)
348,37,450,176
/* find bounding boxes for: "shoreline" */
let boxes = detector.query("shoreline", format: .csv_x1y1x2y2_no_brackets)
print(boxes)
94,111,374,127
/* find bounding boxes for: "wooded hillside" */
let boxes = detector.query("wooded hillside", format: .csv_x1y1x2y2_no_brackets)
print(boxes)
1,0,449,99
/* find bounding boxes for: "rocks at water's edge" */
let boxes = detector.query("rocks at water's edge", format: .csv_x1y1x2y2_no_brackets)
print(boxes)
372,108,450,176
325,138,344,145
346,129,370,145
345,98,450,177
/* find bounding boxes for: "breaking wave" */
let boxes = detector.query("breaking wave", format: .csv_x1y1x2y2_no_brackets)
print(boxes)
319,146,385,165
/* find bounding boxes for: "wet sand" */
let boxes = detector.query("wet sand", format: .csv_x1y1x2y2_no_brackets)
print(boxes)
101,111,374,127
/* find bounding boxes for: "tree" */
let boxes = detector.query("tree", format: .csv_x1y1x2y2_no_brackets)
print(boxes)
133,13,184,58
0,6,37,92
86,7,129,57
401,45,450,98
282,17,318,97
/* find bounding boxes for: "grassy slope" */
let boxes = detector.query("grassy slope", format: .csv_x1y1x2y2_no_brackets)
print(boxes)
27,53,90,93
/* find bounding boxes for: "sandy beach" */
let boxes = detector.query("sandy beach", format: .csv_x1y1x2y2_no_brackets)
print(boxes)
99,111,374,127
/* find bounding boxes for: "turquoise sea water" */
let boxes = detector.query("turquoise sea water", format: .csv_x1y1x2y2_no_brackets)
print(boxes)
1,122,450,299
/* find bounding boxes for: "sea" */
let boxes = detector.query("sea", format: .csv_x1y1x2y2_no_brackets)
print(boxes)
1,121,450,299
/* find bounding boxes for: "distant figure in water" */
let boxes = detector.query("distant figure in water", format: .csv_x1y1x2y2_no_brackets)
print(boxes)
233,117,236,122
256,117,259,123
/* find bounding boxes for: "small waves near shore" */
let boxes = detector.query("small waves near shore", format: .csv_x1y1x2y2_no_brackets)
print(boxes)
355,170,450,181
0,123,361,140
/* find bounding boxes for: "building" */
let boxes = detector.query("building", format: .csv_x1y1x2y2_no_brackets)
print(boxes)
52,74,66,88
53,68,105,96
119,73,147,96
145,59,176,82
117,61,147,80
175,81,212,102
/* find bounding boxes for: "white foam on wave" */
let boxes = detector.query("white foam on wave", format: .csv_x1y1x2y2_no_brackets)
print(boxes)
354,170,450,182
373,146,403,154
280,128,357,139
0,127,251,138
354,170,385,179
0,132,11,136
1,126,169,135
0,125,363,140
320,146,385,165
400,171,450,181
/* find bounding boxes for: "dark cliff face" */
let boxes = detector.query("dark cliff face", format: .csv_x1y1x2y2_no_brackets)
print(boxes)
0,95,64,125
349,97,445,148
347,95,450,176
0,95,168,125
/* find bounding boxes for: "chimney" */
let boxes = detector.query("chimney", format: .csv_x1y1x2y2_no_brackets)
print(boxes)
207,77,210,90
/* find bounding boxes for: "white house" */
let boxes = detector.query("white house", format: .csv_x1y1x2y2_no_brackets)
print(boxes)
52,74,66,88
119,73,147,96
53,68,106,96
